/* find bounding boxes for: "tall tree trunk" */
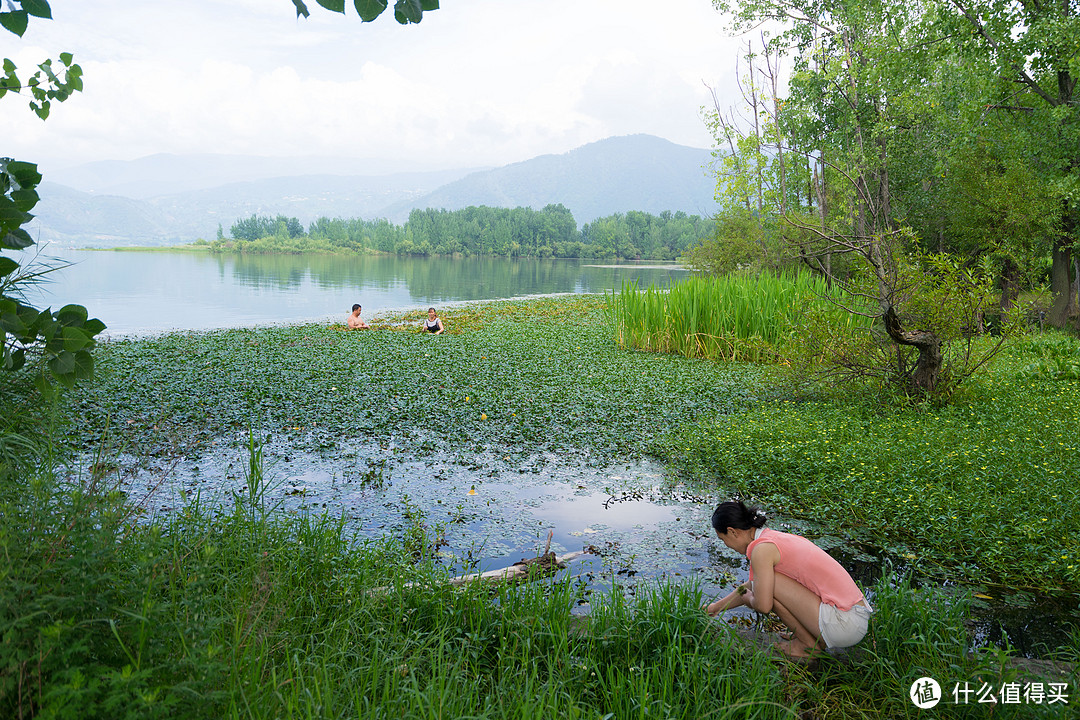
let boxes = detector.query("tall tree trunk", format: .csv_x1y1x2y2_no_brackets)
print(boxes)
1048,232,1077,328
999,256,1020,311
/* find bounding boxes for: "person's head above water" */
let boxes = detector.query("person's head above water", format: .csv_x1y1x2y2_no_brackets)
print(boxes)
352,304,361,312
711,500,767,536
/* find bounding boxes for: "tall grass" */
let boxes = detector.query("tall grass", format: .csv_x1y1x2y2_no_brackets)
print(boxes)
7,458,1068,719
1,443,787,719
609,272,872,363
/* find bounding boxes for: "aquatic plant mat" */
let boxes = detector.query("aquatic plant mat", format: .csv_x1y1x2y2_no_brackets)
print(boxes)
10,295,1075,718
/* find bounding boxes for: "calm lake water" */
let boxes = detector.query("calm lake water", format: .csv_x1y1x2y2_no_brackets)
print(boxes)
20,249,688,336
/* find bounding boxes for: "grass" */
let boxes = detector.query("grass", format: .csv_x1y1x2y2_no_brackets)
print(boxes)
3,452,790,719
658,333,1080,593
609,273,872,363
5,448,1072,720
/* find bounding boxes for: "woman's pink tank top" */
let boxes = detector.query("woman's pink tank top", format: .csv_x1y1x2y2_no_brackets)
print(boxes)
747,528,865,611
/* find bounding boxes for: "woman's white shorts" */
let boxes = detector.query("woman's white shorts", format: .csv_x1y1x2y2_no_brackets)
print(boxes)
818,601,872,648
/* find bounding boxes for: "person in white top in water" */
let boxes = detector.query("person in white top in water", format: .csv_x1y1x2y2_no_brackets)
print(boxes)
422,307,445,335
347,303,370,330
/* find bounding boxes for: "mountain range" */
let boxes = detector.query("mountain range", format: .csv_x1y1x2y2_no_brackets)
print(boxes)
27,135,718,248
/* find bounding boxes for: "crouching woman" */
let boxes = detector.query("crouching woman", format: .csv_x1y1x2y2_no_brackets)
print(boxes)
704,500,872,658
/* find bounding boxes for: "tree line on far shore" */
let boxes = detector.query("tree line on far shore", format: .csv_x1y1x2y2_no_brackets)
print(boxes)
204,205,713,260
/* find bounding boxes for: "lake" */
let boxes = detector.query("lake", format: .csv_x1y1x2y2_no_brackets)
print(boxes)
19,248,689,336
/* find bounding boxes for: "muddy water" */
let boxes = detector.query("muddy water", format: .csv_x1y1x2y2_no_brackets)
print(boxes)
111,436,1077,657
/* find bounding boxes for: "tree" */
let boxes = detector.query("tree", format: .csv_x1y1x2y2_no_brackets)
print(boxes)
708,0,1031,393
943,0,1079,327
1,1,103,390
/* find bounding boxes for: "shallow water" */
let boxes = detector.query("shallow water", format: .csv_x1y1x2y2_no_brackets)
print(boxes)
104,435,1078,657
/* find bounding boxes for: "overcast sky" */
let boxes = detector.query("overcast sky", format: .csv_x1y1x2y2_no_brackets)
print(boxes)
3,0,745,174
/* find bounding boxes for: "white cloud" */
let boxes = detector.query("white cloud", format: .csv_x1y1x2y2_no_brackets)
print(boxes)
2,0,745,172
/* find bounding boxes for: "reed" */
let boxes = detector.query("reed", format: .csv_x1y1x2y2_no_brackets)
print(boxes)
610,272,871,363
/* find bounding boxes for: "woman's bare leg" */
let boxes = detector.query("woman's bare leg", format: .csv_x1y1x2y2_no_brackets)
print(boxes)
769,574,825,657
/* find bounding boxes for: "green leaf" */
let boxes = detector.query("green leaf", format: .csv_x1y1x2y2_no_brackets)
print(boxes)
70,350,95,379
84,318,107,336
354,0,388,22
0,203,30,225
10,188,39,212
1,228,34,250
0,10,29,37
48,349,75,376
61,326,92,352
316,0,345,12
420,0,438,10
7,161,42,188
291,0,310,18
21,0,51,20
56,304,89,325
0,309,26,335
394,0,422,24
5,348,25,371
0,256,16,278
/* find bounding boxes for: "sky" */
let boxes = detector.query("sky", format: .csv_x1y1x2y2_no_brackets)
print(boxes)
3,0,746,175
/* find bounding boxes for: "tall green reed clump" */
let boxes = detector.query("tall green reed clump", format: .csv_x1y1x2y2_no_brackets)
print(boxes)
609,272,866,363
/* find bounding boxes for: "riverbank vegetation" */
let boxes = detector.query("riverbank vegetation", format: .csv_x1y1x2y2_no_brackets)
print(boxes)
4,295,1078,718
63,296,1080,597
11,451,1056,719
610,272,873,363
196,205,713,260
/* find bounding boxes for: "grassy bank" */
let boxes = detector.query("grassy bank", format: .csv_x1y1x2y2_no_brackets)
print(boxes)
658,334,1080,593
4,455,1072,719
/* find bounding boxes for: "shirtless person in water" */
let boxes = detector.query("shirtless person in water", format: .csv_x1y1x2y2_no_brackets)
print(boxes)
347,303,370,330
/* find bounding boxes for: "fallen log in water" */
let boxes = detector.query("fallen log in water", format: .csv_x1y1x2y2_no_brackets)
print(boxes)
442,549,586,587
370,531,588,594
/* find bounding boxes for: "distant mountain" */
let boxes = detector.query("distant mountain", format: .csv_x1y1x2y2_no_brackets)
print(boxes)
30,169,479,247
46,152,448,199
384,134,716,224
27,135,718,247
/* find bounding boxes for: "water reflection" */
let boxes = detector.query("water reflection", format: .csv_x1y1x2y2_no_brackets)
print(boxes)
19,248,687,336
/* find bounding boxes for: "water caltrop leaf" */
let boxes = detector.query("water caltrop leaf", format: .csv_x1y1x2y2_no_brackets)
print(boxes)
354,0,388,22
